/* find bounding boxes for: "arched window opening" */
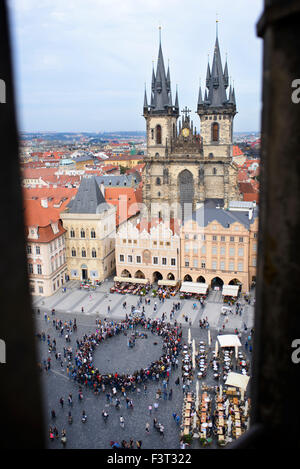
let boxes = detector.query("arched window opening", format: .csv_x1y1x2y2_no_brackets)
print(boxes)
156,125,162,144
212,122,219,142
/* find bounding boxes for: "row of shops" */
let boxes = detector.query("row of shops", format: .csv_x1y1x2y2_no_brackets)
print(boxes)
111,276,241,301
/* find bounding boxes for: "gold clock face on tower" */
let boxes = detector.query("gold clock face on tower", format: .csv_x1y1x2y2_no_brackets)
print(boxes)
182,128,190,137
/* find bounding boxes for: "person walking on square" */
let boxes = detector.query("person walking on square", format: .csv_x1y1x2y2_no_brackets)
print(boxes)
61,429,67,448
145,422,150,434
120,416,125,429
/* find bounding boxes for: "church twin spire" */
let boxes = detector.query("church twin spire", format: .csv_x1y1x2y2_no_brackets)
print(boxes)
198,31,236,111
144,26,236,116
143,30,179,116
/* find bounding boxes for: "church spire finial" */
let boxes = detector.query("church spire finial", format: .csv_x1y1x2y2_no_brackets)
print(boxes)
216,12,219,39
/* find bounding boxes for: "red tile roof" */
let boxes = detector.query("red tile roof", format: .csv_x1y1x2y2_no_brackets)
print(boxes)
105,187,142,225
25,220,66,243
232,145,244,156
23,187,77,227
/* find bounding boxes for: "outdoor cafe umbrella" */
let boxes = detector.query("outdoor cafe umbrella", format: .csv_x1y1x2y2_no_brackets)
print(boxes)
192,339,196,369
208,329,211,346
215,340,219,356
225,399,229,416
188,328,191,345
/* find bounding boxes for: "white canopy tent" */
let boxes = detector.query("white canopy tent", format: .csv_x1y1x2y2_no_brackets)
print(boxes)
222,285,239,297
158,279,178,287
180,282,208,294
217,334,242,359
225,372,250,392
114,276,149,284
217,335,242,348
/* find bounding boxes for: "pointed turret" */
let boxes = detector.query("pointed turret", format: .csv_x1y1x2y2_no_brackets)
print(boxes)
144,31,178,116
151,65,156,92
175,85,179,110
144,87,148,110
166,63,171,92
197,30,236,114
223,58,229,89
231,86,236,106
206,62,211,88
197,82,203,106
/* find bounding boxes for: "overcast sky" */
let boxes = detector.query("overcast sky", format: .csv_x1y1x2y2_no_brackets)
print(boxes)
8,0,263,133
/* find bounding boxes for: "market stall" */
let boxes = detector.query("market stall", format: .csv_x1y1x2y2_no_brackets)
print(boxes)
180,282,208,299
225,372,250,400
222,284,240,304
110,277,150,295
216,334,242,360
157,279,180,297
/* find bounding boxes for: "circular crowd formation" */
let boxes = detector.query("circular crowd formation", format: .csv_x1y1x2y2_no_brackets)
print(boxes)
71,316,183,393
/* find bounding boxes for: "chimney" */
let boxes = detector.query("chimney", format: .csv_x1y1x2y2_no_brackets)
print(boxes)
41,198,48,208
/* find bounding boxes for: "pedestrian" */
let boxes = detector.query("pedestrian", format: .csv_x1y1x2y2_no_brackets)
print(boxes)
154,402,159,411
59,397,64,408
49,427,54,442
175,415,180,426
168,389,173,400
81,410,87,423
145,422,150,434
120,416,125,429
61,429,67,448
136,440,142,449
129,439,134,448
172,412,177,421
102,410,109,423
51,409,56,419
159,424,164,438
148,404,152,415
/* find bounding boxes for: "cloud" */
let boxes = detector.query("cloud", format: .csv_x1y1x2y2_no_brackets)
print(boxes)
8,0,263,132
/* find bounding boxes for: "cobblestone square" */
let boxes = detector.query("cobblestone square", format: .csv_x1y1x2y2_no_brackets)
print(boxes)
34,279,254,449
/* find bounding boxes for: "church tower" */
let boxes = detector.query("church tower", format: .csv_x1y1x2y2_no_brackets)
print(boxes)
196,28,241,206
142,30,180,217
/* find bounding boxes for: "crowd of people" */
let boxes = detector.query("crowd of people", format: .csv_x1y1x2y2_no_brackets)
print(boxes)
69,316,183,394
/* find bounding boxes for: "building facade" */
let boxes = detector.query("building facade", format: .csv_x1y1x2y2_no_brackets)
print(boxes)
180,201,258,293
142,34,241,219
115,31,257,294
61,177,116,283
115,219,180,283
26,218,68,297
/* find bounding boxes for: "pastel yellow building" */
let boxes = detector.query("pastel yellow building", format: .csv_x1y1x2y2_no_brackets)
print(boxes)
61,177,116,283
180,200,258,293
